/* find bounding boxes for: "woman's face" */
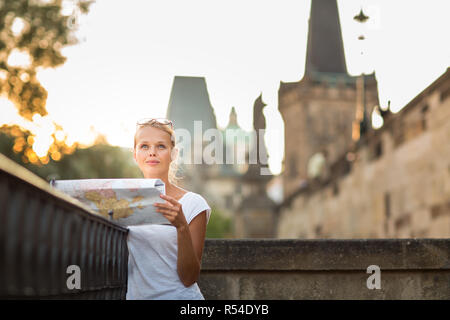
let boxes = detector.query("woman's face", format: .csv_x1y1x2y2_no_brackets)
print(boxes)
134,126,173,179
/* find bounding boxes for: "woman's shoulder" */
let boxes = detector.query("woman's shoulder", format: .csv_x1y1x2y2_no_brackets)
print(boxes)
182,190,206,202
176,189,209,206
171,185,206,202
180,191,211,224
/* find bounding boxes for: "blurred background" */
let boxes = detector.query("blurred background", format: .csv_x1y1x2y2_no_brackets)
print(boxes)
0,0,449,239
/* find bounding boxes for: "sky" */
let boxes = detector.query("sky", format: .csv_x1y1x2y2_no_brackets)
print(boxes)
1,0,449,175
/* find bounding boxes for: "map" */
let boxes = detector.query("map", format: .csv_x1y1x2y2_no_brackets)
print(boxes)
51,178,171,226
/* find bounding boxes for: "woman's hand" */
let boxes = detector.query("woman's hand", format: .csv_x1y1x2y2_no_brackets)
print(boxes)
153,194,188,229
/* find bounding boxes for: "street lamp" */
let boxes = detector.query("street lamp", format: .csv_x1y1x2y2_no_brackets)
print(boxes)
354,8,369,23
352,7,370,142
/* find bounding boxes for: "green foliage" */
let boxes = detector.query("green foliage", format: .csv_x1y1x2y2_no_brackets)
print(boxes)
52,143,142,180
0,125,26,163
0,0,93,120
206,206,233,239
0,129,142,181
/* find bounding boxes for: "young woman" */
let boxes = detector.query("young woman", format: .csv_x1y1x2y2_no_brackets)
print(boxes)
126,118,211,300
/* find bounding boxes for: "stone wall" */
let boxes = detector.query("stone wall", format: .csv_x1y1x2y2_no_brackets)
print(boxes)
276,69,450,239
198,239,450,299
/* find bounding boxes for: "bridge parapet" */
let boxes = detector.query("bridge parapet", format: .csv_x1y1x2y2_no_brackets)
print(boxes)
198,238,449,299
0,154,129,299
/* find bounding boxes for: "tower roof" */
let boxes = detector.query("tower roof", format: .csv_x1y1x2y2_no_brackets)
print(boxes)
305,0,348,76
166,76,218,135
226,106,239,129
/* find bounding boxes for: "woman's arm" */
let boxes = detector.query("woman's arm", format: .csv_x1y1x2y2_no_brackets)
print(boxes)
154,194,208,287
176,211,207,287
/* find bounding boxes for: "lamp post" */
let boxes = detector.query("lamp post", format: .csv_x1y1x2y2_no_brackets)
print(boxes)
352,7,370,142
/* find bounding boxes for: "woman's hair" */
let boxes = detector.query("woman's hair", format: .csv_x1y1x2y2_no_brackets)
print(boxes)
134,121,182,185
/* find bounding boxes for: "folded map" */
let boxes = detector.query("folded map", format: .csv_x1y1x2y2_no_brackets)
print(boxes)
51,178,171,227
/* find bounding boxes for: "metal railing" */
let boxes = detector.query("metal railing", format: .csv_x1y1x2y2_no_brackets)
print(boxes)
0,154,129,299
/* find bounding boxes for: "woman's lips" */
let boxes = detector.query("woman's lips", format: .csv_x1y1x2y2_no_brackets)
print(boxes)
146,160,160,166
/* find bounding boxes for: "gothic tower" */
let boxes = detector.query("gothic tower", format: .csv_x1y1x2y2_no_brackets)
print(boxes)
166,76,219,193
278,0,379,198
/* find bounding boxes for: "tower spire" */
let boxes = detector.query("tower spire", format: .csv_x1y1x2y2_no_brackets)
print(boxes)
227,106,238,128
305,0,348,76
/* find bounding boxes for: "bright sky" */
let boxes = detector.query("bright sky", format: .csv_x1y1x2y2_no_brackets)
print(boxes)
1,0,449,175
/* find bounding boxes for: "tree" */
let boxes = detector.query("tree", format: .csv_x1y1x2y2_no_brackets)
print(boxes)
51,142,142,180
1,0,93,120
0,128,142,181
0,0,93,165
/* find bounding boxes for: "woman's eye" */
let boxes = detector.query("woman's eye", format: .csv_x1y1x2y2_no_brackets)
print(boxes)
140,144,148,149
158,144,166,149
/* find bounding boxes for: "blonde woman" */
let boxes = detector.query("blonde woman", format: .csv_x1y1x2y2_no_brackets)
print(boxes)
126,118,211,300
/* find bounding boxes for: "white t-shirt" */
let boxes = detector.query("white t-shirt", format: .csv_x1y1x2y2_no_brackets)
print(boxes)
126,191,211,300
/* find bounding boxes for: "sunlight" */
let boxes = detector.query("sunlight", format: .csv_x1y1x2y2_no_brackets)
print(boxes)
0,96,77,162
61,0,77,16
65,133,77,147
371,106,384,130
32,135,53,158
55,129,66,142
11,17,26,37
7,49,32,68
0,97,18,125
29,115,56,157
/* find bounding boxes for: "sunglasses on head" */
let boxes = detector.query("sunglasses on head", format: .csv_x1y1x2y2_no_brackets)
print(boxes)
136,118,174,129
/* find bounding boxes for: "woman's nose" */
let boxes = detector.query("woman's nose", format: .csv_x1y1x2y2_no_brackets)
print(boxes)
147,146,157,155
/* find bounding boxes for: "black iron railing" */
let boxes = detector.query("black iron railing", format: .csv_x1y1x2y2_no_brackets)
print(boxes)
0,154,129,299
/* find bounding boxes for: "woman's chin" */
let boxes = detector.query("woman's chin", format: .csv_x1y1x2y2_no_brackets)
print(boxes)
143,170,163,179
